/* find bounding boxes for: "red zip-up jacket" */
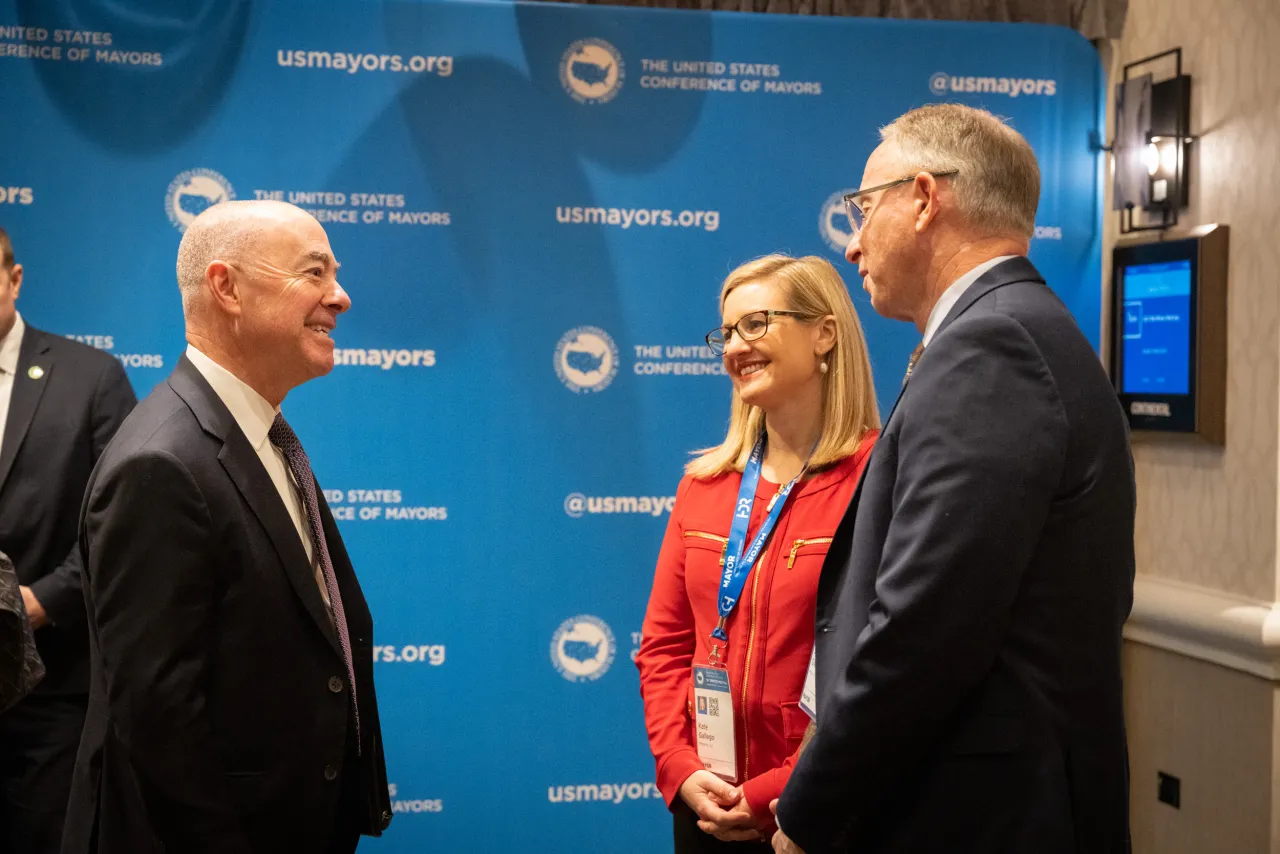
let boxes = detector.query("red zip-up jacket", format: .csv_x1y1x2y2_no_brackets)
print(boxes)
637,434,877,830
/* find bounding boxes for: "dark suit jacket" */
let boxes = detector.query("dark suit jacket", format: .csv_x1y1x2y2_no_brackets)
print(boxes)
0,322,135,697
62,355,391,854
777,258,1135,853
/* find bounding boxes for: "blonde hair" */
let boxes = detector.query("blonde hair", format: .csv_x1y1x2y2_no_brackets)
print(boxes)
687,254,880,478
879,103,1040,240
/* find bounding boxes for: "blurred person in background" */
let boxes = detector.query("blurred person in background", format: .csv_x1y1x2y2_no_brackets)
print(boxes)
0,226,135,854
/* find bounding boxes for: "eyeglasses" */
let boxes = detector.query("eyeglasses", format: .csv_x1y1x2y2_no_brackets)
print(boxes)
705,309,812,356
843,170,959,236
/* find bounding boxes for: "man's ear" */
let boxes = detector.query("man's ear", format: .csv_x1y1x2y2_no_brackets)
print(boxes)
8,264,22,300
205,260,242,317
912,173,943,233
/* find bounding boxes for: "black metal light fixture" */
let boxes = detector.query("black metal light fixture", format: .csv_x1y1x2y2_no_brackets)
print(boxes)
1111,47,1195,234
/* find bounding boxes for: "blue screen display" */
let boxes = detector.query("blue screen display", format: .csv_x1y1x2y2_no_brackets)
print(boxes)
1122,259,1192,394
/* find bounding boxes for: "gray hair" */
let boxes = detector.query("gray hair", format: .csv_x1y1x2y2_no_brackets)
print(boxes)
175,200,301,315
880,104,1040,240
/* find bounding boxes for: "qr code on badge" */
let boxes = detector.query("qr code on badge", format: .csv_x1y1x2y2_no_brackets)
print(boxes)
708,697,720,717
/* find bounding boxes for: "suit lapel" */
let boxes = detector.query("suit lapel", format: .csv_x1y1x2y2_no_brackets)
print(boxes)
815,258,1047,618
872,257,1045,463
0,326,53,495
168,356,341,655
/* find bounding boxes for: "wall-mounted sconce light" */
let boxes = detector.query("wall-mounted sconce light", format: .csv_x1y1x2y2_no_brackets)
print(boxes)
1110,47,1195,234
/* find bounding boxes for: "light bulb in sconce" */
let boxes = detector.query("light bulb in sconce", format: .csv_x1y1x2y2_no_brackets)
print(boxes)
1160,139,1179,175
1144,142,1161,176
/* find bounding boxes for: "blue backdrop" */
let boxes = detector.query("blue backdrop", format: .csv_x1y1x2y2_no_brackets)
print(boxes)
0,1,1103,850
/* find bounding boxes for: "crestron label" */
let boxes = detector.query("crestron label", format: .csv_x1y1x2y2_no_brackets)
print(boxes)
1130,401,1172,417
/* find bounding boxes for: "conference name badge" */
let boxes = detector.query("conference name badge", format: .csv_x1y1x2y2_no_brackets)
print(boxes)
799,647,817,720
692,665,737,781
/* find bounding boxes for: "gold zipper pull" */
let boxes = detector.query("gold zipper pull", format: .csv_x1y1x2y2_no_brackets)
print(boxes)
787,539,806,569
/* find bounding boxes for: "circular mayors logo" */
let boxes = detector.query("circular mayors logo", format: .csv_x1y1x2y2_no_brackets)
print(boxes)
166,168,235,232
560,38,624,105
818,189,857,254
554,326,619,393
551,615,616,682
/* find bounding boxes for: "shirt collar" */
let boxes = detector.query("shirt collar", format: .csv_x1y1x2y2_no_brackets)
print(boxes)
0,312,25,377
921,255,1019,348
184,344,279,452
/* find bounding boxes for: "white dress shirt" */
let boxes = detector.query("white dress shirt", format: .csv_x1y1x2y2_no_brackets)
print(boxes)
921,255,1019,348
0,312,27,460
184,345,330,608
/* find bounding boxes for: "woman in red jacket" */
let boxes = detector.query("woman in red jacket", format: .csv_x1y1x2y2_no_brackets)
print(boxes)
637,253,880,851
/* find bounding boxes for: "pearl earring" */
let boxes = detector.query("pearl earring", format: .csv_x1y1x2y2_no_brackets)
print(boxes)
819,361,829,374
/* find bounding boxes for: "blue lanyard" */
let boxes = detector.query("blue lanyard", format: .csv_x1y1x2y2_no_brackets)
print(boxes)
711,436,810,642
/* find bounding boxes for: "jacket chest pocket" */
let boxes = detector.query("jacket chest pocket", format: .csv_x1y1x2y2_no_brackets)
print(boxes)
683,530,729,583
785,536,834,570
772,534,833,620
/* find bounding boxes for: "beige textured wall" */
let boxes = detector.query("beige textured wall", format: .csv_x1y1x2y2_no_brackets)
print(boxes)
1124,642,1273,854
1108,0,1280,601
1114,3,1280,850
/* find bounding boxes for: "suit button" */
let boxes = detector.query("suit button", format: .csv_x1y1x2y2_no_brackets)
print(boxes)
328,676,344,693
324,765,338,781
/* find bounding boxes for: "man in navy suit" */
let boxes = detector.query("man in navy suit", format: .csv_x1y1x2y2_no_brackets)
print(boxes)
772,105,1135,853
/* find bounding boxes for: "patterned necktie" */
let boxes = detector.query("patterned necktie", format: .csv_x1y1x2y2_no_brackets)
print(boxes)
268,413,361,750
903,341,925,386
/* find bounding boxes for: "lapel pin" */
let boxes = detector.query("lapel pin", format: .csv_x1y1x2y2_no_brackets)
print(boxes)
27,366,44,380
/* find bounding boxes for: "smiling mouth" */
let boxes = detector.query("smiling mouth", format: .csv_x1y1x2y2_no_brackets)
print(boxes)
738,362,767,378
306,325,332,338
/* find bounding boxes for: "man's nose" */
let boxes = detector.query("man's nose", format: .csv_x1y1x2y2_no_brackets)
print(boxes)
845,231,863,266
327,280,352,314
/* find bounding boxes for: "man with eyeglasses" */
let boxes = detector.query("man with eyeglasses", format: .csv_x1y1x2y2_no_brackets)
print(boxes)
770,104,1135,854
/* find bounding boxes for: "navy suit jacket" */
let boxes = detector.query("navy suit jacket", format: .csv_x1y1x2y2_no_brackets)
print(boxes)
63,356,391,854
776,257,1135,853
0,323,134,697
